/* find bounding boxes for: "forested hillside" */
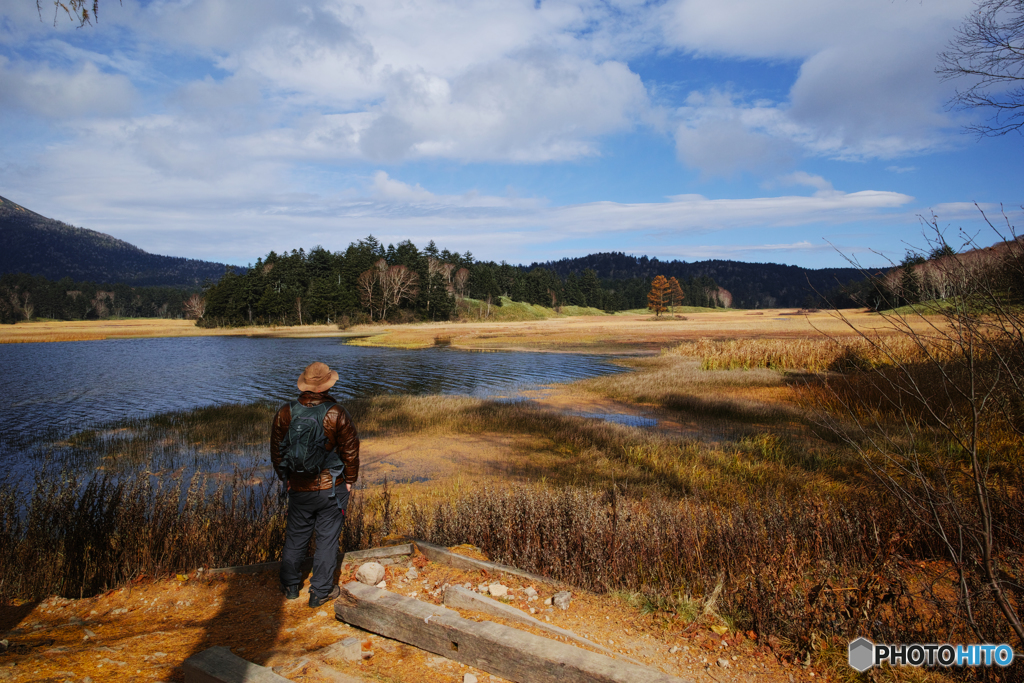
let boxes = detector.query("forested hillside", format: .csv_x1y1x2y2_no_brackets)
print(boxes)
1,193,879,324
0,196,229,288
0,272,191,324
199,237,727,327
535,253,867,309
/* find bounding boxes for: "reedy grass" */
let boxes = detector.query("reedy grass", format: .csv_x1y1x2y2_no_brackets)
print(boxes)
5,334,1022,671
0,388,860,603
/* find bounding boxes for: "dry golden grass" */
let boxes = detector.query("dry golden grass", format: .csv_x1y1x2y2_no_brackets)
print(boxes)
0,319,369,344
1,308,938,352
345,308,939,353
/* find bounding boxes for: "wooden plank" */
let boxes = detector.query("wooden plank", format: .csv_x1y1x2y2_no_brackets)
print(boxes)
413,540,554,585
442,586,636,664
342,544,413,562
335,582,689,683
182,646,293,683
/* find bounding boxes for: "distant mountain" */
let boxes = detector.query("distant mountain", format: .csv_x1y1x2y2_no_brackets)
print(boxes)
0,196,230,288
533,252,868,309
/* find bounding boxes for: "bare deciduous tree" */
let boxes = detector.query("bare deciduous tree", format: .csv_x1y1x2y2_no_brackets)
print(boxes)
38,0,103,26
183,293,206,320
358,259,420,321
938,0,1024,137
452,267,469,302
378,264,420,320
817,206,1024,646
7,289,33,321
356,268,379,320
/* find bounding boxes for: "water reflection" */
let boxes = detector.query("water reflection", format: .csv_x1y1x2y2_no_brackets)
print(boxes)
0,336,625,466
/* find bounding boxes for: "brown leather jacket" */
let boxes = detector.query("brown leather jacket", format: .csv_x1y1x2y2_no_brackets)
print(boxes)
270,391,360,492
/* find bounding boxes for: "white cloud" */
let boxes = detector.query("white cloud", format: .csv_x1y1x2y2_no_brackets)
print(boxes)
655,240,834,261
0,0,1009,270
0,123,916,263
0,56,135,119
356,51,648,162
659,0,975,172
1,0,983,174
675,90,796,176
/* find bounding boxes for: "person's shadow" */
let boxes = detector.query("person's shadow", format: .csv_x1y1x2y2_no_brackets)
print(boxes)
172,567,290,678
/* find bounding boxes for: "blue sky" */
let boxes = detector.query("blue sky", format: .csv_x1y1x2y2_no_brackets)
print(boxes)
1,0,1020,269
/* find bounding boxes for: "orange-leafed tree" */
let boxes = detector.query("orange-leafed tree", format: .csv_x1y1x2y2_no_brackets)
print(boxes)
668,277,685,312
647,275,670,316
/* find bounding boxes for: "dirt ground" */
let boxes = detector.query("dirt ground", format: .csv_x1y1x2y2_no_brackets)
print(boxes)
0,311,895,681
0,545,828,683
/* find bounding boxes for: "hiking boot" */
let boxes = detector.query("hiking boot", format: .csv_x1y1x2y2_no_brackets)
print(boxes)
309,584,341,607
282,584,301,600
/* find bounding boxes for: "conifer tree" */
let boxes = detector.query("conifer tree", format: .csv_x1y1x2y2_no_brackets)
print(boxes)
647,275,670,316
668,277,685,312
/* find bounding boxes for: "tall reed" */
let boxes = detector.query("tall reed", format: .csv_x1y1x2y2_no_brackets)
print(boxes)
409,483,1022,661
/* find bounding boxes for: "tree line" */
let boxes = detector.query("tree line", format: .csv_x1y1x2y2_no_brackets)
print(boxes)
197,236,726,327
0,272,194,324
535,252,864,309
822,228,1024,312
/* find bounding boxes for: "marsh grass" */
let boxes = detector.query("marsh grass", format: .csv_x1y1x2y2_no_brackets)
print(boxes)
407,483,979,657
5,336,1022,670
0,388,859,601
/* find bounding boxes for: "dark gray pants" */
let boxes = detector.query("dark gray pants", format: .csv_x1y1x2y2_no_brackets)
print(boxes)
280,487,348,597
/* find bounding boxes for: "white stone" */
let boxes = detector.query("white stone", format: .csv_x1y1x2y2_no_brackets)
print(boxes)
405,567,419,580
544,597,552,606
717,658,730,668
669,646,679,654
464,675,478,683
333,637,364,662
376,580,387,589
552,591,571,610
488,584,508,598
524,587,537,598
356,562,386,586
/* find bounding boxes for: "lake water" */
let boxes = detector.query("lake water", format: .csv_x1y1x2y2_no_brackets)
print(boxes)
0,336,626,463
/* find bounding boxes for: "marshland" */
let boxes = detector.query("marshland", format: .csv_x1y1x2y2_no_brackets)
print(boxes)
0,302,1021,681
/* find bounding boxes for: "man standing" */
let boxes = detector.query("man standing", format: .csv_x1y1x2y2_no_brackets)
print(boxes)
271,361,360,607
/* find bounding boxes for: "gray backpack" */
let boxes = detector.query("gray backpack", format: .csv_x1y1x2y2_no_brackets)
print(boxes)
278,401,346,508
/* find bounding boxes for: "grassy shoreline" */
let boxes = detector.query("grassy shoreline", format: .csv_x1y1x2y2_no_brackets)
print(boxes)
3,320,1020,677
0,307,925,351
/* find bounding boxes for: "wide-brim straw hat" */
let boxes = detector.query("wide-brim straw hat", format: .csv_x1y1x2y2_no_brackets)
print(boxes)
297,361,339,393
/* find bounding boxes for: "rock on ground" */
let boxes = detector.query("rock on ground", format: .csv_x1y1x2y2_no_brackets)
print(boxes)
356,562,386,586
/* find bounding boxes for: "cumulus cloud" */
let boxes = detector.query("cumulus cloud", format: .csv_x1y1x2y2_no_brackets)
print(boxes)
659,0,974,172
0,57,135,119
0,0,1005,268
356,51,648,162
675,90,796,176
